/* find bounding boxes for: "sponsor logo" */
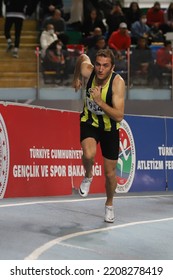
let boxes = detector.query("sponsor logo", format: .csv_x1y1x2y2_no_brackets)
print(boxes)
0,114,10,198
116,119,136,193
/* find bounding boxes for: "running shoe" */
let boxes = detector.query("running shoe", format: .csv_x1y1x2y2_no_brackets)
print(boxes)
6,43,13,52
79,177,93,197
12,50,19,58
104,205,115,223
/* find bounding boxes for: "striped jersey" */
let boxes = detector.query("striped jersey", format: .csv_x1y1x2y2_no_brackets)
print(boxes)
80,70,119,131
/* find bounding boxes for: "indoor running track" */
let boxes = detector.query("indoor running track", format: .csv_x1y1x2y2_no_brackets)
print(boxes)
0,191,173,260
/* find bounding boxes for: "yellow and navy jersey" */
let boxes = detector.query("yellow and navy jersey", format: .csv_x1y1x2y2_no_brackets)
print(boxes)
80,71,119,131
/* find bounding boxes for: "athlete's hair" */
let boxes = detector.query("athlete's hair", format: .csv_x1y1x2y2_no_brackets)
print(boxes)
95,49,115,66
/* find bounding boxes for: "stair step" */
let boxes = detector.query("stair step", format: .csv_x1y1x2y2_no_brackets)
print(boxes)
0,49,38,59
0,42,38,49
0,62,37,72
0,30,39,35
0,78,37,88
0,35,38,44
0,72,37,78
0,17,39,89
0,18,38,31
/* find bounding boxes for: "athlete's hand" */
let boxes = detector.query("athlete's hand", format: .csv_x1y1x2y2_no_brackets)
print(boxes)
90,86,103,106
72,79,82,92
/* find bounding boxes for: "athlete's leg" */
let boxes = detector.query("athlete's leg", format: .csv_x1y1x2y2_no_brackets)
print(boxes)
100,128,119,206
79,137,97,197
103,157,117,206
81,137,97,178
103,157,117,222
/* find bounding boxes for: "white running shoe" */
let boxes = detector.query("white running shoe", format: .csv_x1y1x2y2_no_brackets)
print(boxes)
12,50,19,58
6,43,13,52
79,177,93,197
104,205,115,223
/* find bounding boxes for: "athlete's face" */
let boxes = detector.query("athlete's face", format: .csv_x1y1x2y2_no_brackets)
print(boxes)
94,56,114,83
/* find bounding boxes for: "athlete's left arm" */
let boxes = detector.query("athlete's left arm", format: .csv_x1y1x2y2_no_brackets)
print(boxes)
92,74,125,122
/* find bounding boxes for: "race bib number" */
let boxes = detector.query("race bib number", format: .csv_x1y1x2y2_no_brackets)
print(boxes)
86,97,104,115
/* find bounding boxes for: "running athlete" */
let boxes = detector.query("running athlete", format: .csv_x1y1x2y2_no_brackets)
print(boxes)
72,49,125,223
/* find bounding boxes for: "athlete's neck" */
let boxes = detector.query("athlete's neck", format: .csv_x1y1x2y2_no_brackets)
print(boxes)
95,73,112,87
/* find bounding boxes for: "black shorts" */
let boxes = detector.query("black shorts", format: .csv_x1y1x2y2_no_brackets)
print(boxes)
80,122,119,160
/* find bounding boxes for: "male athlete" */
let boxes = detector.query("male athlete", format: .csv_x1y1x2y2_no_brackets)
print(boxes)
72,49,125,222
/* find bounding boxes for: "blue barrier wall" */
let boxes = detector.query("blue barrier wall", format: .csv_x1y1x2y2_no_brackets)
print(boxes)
117,115,173,193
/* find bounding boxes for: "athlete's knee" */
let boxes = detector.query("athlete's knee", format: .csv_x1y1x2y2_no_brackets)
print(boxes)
104,167,116,181
82,150,95,162
105,170,113,179
82,144,96,160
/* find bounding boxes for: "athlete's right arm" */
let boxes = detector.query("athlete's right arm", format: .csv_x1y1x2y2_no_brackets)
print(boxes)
72,54,94,92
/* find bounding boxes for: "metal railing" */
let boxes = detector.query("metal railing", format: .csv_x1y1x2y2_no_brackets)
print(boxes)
0,45,172,101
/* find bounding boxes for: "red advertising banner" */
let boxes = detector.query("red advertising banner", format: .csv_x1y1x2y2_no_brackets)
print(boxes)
0,103,105,199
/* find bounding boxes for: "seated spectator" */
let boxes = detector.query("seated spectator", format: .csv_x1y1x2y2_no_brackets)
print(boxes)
153,40,172,87
130,37,154,84
39,0,64,21
146,2,164,29
108,22,131,56
162,2,173,33
96,0,114,18
42,9,68,45
125,1,141,30
131,14,150,45
87,36,107,63
114,50,128,75
86,0,107,20
82,27,103,49
108,22,131,83
148,25,165,44
25,1,41,24
40,23,58,58
106,2,126,39
82,8,106,37
42,39,70,84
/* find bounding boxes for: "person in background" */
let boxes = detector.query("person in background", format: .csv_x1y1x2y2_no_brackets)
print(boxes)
130,36,154,85
162,2,173,33
42,8,68,45
153,40,172,87
39,0,64,21
4,0,29,58
106,2,126,39
125,1,141,30
146,2,164,29
42,39,70,85
146,2,165,44
131,13,150,45
40,23,58,58
96,0,114,18
82,8,106,37
148,24,165,44
25,0,64,28
72,49,125,223
67,0,83,31
108,22,130,83
82,26,103,50
87,35,107,63
108,22,131,56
